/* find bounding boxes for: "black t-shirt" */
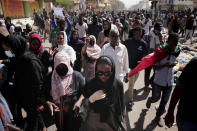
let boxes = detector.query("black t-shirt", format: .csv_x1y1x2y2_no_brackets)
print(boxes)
177,57,197,123
87,23,102,40
185,19,194,30
125,38,147,69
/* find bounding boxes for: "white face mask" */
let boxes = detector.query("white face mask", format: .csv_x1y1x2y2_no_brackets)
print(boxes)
5,51,15,58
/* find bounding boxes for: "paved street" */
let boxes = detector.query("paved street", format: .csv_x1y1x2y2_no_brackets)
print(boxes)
124,70,178,131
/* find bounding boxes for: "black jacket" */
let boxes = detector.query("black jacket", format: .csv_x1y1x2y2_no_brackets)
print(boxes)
15,51,45,106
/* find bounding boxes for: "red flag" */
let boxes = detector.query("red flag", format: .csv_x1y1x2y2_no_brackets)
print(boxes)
128,47,169,77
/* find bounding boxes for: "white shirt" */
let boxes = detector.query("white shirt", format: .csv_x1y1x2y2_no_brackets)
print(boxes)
149,29,160,50
143,19,152,35
154,55,177,86
9,25,15,35
75,22,88,38
0,19,5,26
101,43,129,82
193,19,197,26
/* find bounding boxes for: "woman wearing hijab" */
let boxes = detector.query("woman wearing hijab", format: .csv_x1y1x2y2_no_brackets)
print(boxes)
81,35,101,81
75,56,127,131
97,19,111,48
1,35,46,131
29,33,51,76
51,51,85,131
55,31,76,66
69,30,85,72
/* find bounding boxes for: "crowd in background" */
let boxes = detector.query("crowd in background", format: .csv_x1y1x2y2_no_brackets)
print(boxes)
0,7,196,131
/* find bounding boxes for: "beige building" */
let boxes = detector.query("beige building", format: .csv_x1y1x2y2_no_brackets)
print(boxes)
159,0,193,11
193,0,197,9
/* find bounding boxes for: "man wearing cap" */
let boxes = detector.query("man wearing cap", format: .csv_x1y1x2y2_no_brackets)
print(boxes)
144,22,163,89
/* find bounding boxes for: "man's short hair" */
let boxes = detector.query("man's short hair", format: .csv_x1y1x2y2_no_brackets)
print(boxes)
168,33,179,42
133,27,142,33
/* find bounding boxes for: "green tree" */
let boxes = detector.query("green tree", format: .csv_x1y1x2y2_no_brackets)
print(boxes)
111,0,125,10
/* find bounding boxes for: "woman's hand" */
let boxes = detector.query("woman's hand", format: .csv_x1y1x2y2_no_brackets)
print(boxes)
46,101,59,116
49,48,59,57
89,90,106,103
73,100,82,111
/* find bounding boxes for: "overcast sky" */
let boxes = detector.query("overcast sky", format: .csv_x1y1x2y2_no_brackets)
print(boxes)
119,0,143,8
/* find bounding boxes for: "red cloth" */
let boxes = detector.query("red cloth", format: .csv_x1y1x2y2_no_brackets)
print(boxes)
29,33,44,57
128,47,169,77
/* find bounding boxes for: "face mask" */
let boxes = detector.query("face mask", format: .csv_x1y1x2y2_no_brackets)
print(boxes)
89,40,94,46
5,51,15,58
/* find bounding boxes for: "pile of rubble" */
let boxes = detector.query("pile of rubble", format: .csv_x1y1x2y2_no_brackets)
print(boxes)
174,44,197,83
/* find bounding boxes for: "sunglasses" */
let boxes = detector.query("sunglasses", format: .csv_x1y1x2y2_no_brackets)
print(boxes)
96,71,112,77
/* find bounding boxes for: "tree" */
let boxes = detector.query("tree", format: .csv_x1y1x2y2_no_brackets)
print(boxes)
111,0,125,10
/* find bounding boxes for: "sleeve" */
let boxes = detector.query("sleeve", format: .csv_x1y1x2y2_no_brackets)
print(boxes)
143,42,148,56
0,64,7,89
118,81,125,114
149,35,154,49
40,50,50,68
67,47,76,65
87,24,90,34
97,32,102,45
30,60,45,105
66,18,72,39
123,47,129,73
81,83,91,98
100,45,105,56
78,73,86,95
85,23,88,30
149,20,152,27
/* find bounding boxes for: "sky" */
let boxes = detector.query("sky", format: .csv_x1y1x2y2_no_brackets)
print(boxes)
119,0,143,9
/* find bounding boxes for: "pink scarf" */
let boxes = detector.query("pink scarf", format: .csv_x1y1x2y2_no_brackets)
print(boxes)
51,51,73,104
86,36,101,59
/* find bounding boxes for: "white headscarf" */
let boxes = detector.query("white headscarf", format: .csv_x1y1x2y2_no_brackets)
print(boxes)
57,31,76,65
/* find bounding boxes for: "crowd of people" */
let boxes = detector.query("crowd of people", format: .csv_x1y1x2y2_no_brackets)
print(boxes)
0,8,196,131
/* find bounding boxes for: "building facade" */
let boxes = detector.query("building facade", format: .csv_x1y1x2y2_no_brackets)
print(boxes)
0,0,43,18
159,0,193,11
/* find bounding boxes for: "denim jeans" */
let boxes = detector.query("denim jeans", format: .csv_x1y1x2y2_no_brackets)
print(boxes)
148,83,172,117
177,113,197,131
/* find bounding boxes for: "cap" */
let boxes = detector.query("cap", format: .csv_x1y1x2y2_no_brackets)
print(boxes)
0,26,9,37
